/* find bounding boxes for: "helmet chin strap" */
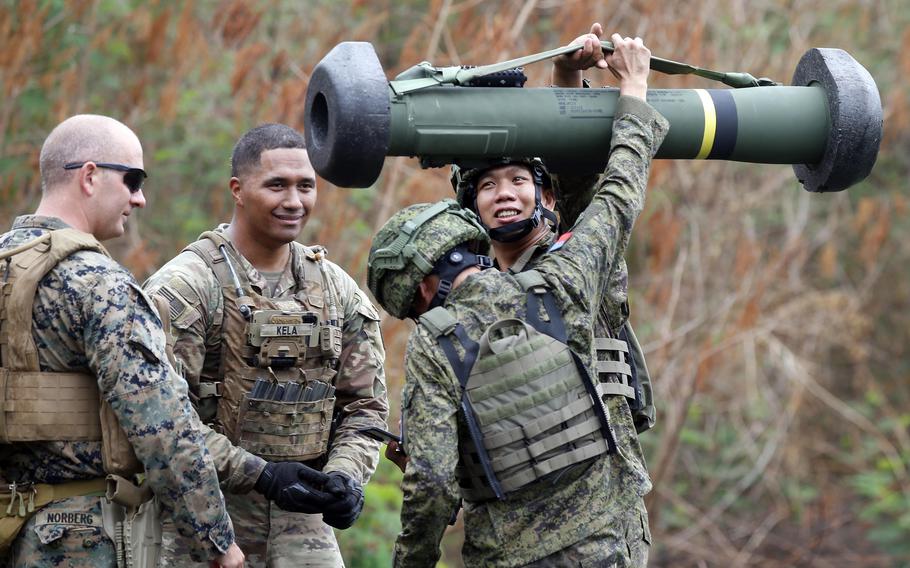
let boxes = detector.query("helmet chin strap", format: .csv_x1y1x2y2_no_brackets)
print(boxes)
428,243,494,310
482,182,558,243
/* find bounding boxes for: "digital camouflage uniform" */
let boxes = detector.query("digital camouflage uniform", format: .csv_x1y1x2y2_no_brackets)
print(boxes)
144,226,388,567
513,186,657,434
0,216,234,567
393,96,667,566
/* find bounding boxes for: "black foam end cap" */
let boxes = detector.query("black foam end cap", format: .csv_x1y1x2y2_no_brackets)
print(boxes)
304,42,391,188
791,48,882,192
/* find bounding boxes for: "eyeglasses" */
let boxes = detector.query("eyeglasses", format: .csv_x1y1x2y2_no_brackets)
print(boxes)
63,162,148,193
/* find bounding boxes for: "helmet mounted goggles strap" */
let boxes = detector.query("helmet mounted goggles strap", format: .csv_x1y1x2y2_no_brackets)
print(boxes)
428,243,494,310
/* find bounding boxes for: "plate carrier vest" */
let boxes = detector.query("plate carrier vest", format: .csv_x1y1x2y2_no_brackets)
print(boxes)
510,240,656,434
0,229,146,476
183,232,342,463
419,269,620,502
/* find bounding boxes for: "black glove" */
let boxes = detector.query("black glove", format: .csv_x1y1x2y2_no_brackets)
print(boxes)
254,462,335,514
321,471,365,530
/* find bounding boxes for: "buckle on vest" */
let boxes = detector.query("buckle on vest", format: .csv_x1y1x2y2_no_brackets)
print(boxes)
3,482,36,518
198,382,223,399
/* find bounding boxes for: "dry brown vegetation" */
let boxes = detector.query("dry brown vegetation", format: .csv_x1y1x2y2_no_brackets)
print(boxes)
2,1,908,566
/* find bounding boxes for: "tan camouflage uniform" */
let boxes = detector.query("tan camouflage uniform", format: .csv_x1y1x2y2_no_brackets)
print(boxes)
0,216,234,567
394,96,667,567
144,227,388,567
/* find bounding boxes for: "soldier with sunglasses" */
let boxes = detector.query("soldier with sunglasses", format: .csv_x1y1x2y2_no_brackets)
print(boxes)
0,114,245,567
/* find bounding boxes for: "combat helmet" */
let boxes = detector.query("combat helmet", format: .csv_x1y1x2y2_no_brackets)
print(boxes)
368,199,492,319
450,157,558,243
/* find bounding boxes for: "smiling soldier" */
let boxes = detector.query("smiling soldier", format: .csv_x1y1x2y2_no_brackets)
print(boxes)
144,123,388,567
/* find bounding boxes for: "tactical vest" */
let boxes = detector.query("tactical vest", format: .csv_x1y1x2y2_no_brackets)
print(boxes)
420,269,618,502
184,232,342,462
511,243,656,434
0,229,140,476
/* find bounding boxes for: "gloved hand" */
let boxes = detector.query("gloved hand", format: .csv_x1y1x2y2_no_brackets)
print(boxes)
321,471,365,530
254,461,334,514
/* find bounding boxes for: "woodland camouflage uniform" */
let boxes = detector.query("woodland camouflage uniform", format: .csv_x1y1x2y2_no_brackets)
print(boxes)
0,216,234,567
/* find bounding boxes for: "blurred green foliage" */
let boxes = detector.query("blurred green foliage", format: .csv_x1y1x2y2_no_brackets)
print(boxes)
336,457,403,567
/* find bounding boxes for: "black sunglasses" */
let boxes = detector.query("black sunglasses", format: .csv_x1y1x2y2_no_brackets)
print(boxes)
64,161,147,193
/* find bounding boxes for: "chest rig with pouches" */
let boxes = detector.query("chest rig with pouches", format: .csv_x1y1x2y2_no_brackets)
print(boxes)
419,269,617,502
186,232,342,462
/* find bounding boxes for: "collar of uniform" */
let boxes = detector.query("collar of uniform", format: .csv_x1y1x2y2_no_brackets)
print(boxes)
492,230,553,272
536,230,556,253
11,215,72,231
211,224,298,297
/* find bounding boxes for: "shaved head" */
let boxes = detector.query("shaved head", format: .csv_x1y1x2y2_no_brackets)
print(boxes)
39,114,142,192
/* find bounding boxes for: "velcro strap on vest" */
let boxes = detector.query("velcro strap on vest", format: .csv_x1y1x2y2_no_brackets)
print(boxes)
598,381,636,399
419,307,458,338
0,369,101,443
596,360,633,376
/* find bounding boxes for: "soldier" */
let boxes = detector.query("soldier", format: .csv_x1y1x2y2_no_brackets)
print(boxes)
0,115,244,567
144,123,388,566
454,22,656,435
367,34,667,566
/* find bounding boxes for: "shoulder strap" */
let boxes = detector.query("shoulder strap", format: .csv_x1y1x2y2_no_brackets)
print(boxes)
184,232,237,288
418,306,458,338
419,307,478,389
298,244,341,327
0,233,52,263
512,270,568,343
1,229,107,371
297,245,327,281
513,268,547,292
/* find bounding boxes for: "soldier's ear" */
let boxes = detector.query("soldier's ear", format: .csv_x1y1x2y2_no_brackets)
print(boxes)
79,162,99,197
229,177,243,206
542,187,556,210
414,274,440,315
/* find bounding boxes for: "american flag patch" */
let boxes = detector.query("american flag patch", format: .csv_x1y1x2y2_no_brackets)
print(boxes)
548,232,573,252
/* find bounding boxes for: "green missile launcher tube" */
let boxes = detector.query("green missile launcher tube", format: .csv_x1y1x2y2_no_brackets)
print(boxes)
304,42,882,193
